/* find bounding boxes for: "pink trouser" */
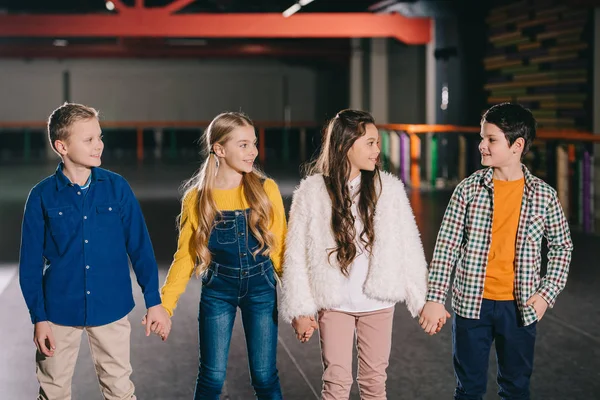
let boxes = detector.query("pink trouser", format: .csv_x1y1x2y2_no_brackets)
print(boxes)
318,306,395,400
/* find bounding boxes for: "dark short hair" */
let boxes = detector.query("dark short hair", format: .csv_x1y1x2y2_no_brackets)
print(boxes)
481,102,536,156
47,102,99,155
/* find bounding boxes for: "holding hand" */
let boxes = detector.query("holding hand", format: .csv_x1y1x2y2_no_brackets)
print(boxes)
34,321,56,357
142,305,172,341
292,315,318,343
419,301,451,335
526,294,548,321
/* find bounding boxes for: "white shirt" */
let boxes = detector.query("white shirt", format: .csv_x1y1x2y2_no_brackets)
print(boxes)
332,174,395,313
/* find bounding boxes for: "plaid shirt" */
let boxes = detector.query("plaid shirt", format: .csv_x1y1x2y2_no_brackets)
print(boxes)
427,165,573,326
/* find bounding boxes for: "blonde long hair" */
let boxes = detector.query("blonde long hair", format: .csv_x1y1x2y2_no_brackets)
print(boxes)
180,112,275,276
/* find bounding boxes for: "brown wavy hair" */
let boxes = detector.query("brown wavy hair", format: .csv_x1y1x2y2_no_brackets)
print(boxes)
308,109,381,276
180,112,275,276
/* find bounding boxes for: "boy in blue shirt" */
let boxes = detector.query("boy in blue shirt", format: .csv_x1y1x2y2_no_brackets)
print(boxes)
19,103,171,399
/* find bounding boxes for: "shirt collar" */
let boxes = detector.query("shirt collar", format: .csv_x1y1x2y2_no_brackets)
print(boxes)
348,173,361,196
55,163,107,191
481,163,538,192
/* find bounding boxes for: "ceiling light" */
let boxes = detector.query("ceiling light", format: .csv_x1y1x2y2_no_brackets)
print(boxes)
105,1,115,11
283,3,301,18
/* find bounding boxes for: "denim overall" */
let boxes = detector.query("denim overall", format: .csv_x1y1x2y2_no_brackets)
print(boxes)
193,209,282,400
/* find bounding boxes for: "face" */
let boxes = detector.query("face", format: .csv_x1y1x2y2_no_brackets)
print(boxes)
56,118,104,168
479,122,523,168
347,123,380,173
214,124,257,174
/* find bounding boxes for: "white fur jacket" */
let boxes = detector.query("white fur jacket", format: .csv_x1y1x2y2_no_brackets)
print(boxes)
280,171,428,323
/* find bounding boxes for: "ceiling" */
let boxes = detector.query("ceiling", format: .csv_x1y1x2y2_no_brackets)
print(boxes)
0,0,384,14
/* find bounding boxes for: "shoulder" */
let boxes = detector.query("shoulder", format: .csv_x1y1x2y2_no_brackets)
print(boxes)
378,170,406,194
93,168,132,193
296,173,326,194
290,174,327,208
181,188,198,208
530,176,558,203
531,175,556,194
262,178,281,195
463,169,487,187
97,167,127,184
29,175,56,197
453,168,487,198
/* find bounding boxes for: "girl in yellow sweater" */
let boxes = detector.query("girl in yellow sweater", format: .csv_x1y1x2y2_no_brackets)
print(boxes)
160,112,286,400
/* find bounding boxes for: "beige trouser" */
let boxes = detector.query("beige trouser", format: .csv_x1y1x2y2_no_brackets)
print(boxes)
318,307,395,400
36,316,136,400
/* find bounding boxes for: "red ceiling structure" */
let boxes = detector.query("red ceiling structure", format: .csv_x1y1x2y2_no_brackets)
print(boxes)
0,0,431,43
0,0,431,58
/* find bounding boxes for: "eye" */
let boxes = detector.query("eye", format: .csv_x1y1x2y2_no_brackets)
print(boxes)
99,134,104,140
240,144,247,148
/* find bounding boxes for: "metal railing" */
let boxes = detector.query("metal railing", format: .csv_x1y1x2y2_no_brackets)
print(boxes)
1,121,597,232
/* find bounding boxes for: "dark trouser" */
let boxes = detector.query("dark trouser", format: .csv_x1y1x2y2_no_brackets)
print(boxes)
453,299,537,400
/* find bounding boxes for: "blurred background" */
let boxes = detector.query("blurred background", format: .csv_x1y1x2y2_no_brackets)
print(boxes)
0,0,599,399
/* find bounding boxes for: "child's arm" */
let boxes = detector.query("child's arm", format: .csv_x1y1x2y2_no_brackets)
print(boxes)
536,192,573,308
19,190,48,324
393,179,428,317
264,179,287,275
427,182,467,304
280,185,318,326
160,192,198,317
420,182,467,334
18,191,59,354
119,181,161,310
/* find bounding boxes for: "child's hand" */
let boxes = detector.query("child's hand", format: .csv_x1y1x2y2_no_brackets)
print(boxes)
34,321,56,357
526,294,549,321
419,301,451,335
292,315,318,343
142,305,172,341
301,326,316,343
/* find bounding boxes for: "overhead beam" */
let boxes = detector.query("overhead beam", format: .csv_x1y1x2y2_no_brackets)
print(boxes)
0,43,350,59
0,13,431,44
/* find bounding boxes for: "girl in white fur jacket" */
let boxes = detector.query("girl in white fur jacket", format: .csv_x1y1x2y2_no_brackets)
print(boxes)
280,109,429,400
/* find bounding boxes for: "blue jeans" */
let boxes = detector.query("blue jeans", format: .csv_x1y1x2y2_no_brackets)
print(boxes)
453,299,537,400
193,209,282,400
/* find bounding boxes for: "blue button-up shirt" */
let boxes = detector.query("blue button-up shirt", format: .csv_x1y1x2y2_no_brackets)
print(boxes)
19,164,161,326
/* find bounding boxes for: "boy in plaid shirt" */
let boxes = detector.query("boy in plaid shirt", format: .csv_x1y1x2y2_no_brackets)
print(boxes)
419,103,573,399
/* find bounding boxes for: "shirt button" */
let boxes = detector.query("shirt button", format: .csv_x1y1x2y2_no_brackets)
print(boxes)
235,211,240,216
58,212,63,216
241,253,247,257
86,265,90,269
87,291,91,295
84,216,87,220
77,191,81,195
85,240,89,244
108,207,112,211
239,232,244,236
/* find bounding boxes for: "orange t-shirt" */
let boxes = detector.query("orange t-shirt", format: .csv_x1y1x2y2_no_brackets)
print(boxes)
483,178,525,301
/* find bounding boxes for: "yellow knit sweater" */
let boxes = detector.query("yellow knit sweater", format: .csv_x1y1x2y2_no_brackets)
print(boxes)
160,179,287,316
